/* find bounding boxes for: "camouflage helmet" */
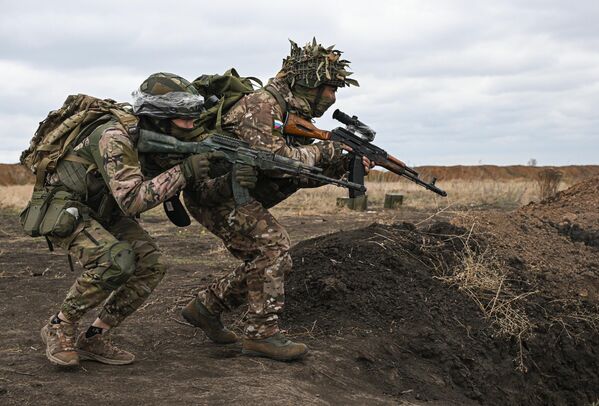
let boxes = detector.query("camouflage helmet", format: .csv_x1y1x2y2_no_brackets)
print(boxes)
132,72,204,119
278,38,359,89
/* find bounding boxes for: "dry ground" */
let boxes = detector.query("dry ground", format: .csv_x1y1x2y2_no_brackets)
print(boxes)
1,206,439,406
1,173,598,405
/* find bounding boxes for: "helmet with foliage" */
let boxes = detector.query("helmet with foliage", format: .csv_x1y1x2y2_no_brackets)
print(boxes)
278,38,359,89
132,72,204,119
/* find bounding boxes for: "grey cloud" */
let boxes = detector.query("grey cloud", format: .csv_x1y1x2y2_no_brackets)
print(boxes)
1,0,598,165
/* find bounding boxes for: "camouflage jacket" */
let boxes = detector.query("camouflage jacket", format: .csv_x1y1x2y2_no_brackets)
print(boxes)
65,118,187,216
221,78,340,167
219,78,348,208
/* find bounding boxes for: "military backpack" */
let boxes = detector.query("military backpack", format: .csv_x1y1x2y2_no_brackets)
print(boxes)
191,68,262,135
19,94,137,240
20,93,138,188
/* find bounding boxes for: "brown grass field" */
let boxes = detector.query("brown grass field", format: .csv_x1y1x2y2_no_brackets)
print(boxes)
2,164,599,405
0,178,573,214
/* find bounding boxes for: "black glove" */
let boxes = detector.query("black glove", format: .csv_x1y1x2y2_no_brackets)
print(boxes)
233,164,258,189
180,152,225,187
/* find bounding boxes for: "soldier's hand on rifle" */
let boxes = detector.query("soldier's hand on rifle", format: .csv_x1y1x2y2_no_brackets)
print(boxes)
181,152,226,187
233,164,258,189
316,141,344,165
362,156,375,174
341,145,375,174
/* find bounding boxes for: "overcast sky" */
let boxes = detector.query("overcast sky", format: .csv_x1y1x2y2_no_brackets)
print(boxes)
1,0,598,166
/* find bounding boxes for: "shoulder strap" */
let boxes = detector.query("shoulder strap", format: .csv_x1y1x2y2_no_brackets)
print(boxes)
264,85,288,116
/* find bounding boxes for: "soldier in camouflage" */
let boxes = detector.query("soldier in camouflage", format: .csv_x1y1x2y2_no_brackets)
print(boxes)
181,39,371,361
39,72,236,367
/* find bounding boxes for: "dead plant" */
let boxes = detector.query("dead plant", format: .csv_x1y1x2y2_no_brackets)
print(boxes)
536,168,562,200
433,223,537,372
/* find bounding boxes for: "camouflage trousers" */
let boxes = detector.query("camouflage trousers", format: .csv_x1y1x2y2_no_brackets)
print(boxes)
49,213,166,327
184,195,292,339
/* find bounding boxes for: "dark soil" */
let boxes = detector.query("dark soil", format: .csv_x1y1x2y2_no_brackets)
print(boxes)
284,219,599,405
2,178,599,405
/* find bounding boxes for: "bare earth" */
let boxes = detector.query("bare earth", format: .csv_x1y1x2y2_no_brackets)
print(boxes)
1,178,598,405
1,208,430,406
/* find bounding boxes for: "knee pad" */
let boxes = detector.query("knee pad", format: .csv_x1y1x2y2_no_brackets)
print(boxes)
99,242,136,290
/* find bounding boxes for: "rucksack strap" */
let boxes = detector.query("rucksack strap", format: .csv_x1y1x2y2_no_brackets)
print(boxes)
264,85,288,117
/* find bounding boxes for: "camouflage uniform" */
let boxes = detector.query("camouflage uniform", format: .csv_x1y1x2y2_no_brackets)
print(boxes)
48,118,186,326
185,77,349,339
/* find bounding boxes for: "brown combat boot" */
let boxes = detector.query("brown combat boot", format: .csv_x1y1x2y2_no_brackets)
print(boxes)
76,331,135,365
181,298,238,344
40,318,79,367
242,333,308,361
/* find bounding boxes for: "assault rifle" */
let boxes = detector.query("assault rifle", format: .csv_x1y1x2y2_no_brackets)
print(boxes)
283,109,447,197
137,130,366,224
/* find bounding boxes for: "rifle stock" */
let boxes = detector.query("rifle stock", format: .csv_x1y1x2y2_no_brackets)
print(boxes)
284,114,331,141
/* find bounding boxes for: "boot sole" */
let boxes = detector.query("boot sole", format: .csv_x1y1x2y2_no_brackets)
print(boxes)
241,348,308,362
78,350,135,366
40,327,79,367
181,308,238,344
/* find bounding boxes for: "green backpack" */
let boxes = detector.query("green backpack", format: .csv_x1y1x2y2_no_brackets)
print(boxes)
20,94,138,187
191,68,262,134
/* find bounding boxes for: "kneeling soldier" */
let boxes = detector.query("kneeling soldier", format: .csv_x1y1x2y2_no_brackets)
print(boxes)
29,73,222,366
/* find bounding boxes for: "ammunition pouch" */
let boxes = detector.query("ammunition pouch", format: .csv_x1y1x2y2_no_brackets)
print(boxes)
20,187,84,238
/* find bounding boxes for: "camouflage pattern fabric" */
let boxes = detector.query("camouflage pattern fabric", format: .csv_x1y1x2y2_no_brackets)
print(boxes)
184,196,291,339
75,119,187,216
139,72,199,96
220,78,342,168
46,117,189,327
277,38,359,89
178,79,349,339
50,214,166,327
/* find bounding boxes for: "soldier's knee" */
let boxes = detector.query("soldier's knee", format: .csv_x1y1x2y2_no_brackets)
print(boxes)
100,242,136,290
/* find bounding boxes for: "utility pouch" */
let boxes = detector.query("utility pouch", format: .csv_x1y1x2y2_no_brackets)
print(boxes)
20,188,82,238
19,189,50,237
39,190,82,237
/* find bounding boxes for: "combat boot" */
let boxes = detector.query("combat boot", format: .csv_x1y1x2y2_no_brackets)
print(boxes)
181,298,238,344
76,331,135,365
242,333,308,361
40,318,79,367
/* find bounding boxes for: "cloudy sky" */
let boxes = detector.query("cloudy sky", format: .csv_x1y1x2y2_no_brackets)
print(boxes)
1,0,598,166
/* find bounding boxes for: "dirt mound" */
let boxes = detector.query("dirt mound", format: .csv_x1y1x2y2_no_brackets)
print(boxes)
284,198,599,403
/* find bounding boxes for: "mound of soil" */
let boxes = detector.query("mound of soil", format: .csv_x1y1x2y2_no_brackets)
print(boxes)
283,179,599,404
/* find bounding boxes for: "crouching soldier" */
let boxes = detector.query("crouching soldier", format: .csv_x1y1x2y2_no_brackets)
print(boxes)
179,39,371,361
21,73,224,367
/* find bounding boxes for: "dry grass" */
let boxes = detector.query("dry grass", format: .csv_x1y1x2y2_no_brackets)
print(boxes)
536,168,563,200
0,184,33,210
432,223,537,372
0,178,572,214
272,178,572,215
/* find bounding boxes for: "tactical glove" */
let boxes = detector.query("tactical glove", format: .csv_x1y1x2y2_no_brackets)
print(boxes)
233,164,258,189
181,152,225,187
316,141,344,165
